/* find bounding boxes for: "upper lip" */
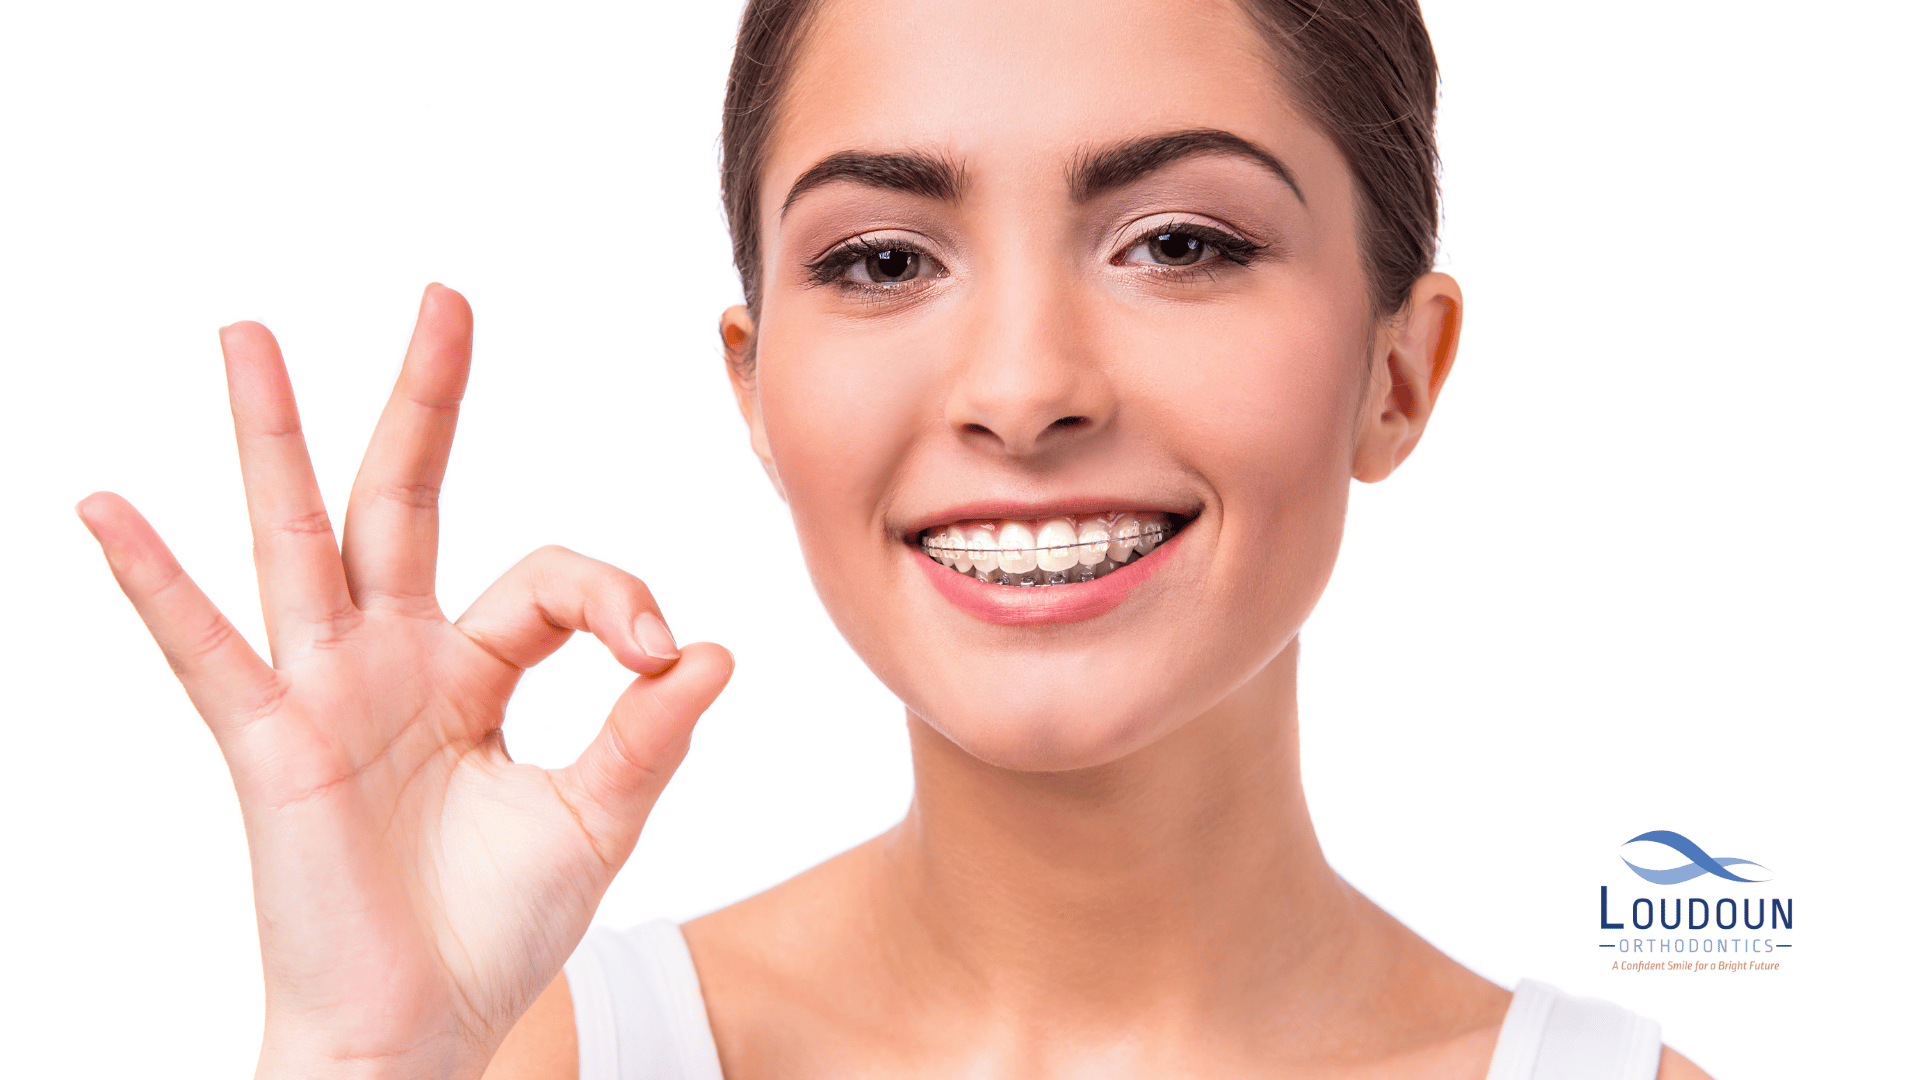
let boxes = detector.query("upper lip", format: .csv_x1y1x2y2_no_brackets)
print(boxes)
899,496,1202,539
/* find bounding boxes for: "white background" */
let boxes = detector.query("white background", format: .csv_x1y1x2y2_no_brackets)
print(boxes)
2,1,1913,1075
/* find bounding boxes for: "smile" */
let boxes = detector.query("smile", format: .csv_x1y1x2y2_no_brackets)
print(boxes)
918,511,1181,586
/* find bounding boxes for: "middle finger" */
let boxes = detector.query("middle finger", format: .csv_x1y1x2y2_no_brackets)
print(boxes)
221,320,357,658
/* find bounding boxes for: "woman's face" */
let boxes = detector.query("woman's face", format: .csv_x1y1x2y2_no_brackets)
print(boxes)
730,0,1452,770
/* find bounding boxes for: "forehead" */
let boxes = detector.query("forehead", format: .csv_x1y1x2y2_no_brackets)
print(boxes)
770,0,1305,196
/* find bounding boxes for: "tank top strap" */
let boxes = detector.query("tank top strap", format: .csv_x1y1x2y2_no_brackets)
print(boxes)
1484,979,1662,1080
564,920,725,1080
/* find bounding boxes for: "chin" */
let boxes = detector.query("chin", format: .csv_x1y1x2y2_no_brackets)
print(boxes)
892,644,1227,773
929,706,1171,773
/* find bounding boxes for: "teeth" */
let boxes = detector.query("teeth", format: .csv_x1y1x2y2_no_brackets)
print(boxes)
945,527,974,573
1034,518,1079,573
966,525,996,574
996,521,1038,575
1075,518,1111,565
919,511,1180,587
1109,513,1142,563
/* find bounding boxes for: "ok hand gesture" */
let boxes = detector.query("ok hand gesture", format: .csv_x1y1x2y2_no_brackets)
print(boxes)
79,285,732,1079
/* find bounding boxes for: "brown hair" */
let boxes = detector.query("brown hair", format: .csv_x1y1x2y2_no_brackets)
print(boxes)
720,0,1438,319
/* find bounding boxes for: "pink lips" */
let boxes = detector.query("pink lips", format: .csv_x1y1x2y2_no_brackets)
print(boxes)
912,523,1187,625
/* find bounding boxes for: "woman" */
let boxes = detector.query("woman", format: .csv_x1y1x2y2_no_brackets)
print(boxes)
78,0,1711,1077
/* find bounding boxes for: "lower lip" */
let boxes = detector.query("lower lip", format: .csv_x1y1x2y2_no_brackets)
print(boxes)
911,526,1187,626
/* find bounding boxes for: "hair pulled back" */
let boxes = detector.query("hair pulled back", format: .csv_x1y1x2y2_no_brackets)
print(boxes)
720,0,1439,319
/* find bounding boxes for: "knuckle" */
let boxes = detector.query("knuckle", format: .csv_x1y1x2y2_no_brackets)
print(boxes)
402,389,462,416
527,543,577,567
307,603,366,645
603,712,677,794
263,509,334,540
227,678,291,730
254,416,304,441
367,480,441,512
623,575,657,609
513,544,657,621
353,588,439,617
165,613,240,674
144,558,193,600
579,558,653,613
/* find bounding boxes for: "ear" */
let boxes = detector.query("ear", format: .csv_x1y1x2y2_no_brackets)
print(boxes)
721,305,787,501
1352,272,1463,483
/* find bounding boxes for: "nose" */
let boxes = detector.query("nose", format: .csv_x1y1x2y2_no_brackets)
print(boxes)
943,274,1115,459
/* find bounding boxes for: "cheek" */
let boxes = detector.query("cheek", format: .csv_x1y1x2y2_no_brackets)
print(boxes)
1128,290,1370,645
753,310,933,557
1133,292,1368,504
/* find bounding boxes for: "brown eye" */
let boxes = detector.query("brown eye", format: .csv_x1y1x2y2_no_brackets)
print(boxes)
1147,231,1204,266
1122,226,1230,269
864,249,917,281
843,246,938,285
807,234,950,290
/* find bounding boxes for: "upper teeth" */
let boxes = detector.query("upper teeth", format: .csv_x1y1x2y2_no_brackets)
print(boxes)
920,511,1175,586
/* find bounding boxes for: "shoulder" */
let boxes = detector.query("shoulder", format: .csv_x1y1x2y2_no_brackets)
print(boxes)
1490,978,1707,1080
682,837,899,1075
1658,1045,1713,1080
682,833,886,987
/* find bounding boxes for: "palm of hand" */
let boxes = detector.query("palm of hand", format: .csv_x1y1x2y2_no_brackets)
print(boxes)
237,613,568,1061
81,286,731,1078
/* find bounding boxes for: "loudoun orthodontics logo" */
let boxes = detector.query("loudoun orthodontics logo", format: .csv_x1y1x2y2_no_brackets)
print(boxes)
1599,830,1792,972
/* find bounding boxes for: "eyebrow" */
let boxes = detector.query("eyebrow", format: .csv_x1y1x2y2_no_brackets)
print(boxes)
781,150,966,217
777,129,1300,218
1069,128,1304,204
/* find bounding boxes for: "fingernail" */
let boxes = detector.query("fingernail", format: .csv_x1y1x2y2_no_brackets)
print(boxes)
634,611,680,661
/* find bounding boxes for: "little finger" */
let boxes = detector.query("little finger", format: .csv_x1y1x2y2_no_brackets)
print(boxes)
77,492,284,738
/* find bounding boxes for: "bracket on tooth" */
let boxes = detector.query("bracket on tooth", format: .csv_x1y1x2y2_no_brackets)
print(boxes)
919,512,1174,586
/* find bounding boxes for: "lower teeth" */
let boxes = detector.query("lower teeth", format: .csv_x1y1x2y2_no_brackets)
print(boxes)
972,557,1131,587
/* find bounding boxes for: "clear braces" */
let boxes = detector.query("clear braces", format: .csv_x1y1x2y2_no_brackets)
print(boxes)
919,512,1178,587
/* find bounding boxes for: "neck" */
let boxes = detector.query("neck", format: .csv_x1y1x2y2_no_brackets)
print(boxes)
875,639,1370,1020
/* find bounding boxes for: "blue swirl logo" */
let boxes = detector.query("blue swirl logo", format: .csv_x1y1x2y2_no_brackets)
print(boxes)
1621,830,1769,884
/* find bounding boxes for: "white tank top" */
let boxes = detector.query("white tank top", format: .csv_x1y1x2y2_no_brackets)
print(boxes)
564,921,1663,1080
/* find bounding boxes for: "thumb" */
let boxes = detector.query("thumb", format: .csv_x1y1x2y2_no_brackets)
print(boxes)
561,641,733,855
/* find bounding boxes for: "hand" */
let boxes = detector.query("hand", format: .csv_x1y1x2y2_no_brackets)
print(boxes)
78,285,733,1079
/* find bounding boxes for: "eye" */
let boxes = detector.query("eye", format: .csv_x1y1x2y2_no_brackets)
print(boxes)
1130,229,1210,267
1118,221,1266,271
845,246,934,284
808,236,946,291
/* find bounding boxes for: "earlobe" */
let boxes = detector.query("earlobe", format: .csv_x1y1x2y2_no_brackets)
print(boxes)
1351,272,1463,483
719,305,786,501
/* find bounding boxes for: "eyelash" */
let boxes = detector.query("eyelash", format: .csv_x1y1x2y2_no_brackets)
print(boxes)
1117,220,1268,273
804,235,938,291
802,220,1270,293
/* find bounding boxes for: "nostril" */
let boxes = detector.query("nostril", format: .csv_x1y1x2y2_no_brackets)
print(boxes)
1051,416,1088,430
